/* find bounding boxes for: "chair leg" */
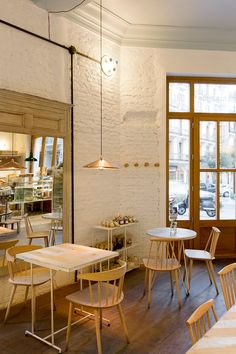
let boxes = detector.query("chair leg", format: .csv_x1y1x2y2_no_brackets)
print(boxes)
208,260,219,295
44,237,49,247
205,261,213,285
189,259,193,290
65,302,73,351
99,309,103,330
23,286,29,307
143,267,147,296
148,269,152,309
28,238,32,245
169,271,174,296
117,303,130,344
174,270,181,308
95,309,102,354
4,285,17,323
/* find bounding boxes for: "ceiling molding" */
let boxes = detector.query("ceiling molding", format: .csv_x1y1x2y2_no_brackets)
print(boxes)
65,2,236,51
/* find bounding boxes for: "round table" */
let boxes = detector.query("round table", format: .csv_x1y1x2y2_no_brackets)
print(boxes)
42,213,63,245
42,212,63,221
146,227,197,294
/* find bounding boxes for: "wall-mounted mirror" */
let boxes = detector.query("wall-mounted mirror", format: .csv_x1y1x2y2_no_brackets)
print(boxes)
0,132,64,275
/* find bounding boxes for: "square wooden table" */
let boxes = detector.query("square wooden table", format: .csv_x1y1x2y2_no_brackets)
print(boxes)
17,243,119,353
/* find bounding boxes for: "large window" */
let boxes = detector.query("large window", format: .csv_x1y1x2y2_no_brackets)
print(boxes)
167,78,236,227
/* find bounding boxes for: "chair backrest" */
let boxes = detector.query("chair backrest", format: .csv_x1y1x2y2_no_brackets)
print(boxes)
77,260,126,307
204,227,221,257
147,237,179,270
0,239,19,266
6,245,42,280
218,263,236,310
186,299,218,345
24,214,33,236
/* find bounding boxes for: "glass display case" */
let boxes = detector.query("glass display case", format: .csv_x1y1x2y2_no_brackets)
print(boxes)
52,167,63,212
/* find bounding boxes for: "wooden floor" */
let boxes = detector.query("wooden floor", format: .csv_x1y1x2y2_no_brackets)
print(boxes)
0,260,231,354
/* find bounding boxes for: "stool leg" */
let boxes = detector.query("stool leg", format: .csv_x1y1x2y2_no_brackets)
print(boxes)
65,302,73,351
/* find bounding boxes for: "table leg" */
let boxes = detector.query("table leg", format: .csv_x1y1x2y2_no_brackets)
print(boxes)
50,269,55,345
30,263,35,334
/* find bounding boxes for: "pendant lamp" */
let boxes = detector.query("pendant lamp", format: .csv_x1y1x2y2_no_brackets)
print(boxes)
0,133,26,171
83,0,118,170
25,137,37,162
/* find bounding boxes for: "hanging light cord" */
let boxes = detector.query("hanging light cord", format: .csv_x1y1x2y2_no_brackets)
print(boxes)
100,0,103,158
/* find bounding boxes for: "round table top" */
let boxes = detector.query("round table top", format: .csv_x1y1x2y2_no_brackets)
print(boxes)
42,212,63,221
146,227,197,241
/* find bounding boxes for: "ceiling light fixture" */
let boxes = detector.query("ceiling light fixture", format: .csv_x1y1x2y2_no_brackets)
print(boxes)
0,133,26,171
25,137,37,162
83,0,118,170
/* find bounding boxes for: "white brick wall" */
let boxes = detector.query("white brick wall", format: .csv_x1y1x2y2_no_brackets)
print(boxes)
2,0,236,309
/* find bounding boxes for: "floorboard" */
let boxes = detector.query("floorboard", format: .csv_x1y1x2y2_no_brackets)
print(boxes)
0,259,231,354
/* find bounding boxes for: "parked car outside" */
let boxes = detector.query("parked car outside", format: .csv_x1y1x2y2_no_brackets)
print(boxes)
200,181,216,193
220,184,232,197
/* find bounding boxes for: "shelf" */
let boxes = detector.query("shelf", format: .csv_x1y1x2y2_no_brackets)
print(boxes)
95,222,138,231
115,243,138,253
127,264,139,272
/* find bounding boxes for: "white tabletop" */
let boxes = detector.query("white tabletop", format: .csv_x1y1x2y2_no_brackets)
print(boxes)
42,213,62,221
17,243,119,272
146,227,197,241
186,304,236,353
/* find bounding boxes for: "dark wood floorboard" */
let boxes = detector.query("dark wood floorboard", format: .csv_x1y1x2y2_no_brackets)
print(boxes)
0,260,231,354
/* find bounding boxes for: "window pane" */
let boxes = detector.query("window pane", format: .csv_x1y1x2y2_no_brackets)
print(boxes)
45,137,54,168
169,119,190,220
200,172,216,220
169,83,190,112
195,84,236,113
33,137,42,174
220,172,236,219
56,138,63,166
220,122,236,168
200,121,217,169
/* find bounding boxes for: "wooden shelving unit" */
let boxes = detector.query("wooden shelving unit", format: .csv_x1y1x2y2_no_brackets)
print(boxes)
93,222,140,272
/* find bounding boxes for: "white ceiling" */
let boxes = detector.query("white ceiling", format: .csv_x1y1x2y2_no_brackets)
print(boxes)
31,0,236,50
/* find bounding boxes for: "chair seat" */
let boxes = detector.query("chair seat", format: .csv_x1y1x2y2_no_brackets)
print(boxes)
28,231,49,238
9,267,51,286
185,249,214,260
66,283,124,308
143,258,181,271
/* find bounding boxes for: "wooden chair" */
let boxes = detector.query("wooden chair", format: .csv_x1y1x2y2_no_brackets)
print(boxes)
0,239,19,266
185,227,221,294
24,214,49,247
186,299,218,345
65,260,129,354
218,263,236,310
4,245,51,323
143,237,182,308
50,219,63,246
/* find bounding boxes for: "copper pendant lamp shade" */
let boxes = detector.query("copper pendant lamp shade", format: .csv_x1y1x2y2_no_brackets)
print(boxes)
83,156,118,169
0,158,26,171
0,133,26,171
83,0,118,170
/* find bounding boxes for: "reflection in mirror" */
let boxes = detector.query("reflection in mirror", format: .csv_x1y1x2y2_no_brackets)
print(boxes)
0,132,64,274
